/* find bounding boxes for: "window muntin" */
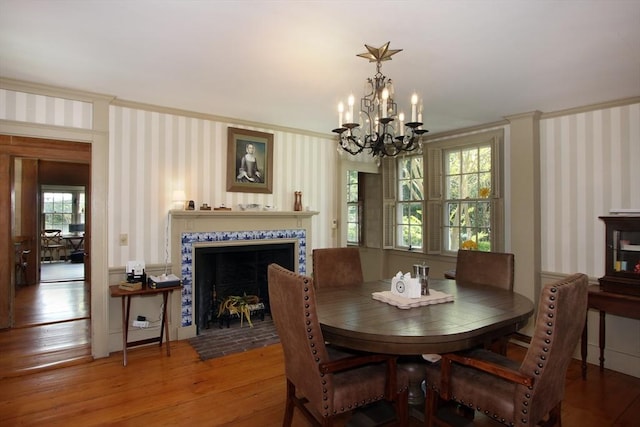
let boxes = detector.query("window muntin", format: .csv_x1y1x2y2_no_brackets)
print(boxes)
444,144,493,251
396,156,423,249
346,170,362,245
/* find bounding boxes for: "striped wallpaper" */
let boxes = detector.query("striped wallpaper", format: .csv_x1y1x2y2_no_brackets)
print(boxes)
540,103,640,278
108,105,337,267
2,88,639,274
0,88,93,129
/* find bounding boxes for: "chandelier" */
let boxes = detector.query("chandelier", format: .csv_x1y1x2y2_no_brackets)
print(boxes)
333,42,428,160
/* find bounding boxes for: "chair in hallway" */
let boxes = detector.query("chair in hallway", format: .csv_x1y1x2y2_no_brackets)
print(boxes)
312,247,363,288
424,273,588,427
41,229,65,262
13,236,31,286
267,263,409,427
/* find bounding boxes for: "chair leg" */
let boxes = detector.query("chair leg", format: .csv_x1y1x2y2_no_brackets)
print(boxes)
425,386,439,427
283,380,295,427
540,402,562,427
394,387,409,426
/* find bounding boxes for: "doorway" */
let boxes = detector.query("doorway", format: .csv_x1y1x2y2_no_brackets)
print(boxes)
40,185,86,283
1,136,92,377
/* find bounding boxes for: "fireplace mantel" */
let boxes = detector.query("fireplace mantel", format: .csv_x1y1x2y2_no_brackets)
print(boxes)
170,209,318,220
169,209,318,339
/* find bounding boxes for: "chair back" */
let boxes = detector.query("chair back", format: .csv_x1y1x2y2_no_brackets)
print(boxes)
41,229,63,244
455,249,514,290
312,247,363,288
267,263,333,414
517,273,588,425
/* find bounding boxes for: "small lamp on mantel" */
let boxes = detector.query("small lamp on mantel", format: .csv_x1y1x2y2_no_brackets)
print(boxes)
172,190,187,210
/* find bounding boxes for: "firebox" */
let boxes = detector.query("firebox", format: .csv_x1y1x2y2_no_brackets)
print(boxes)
194,242,295,333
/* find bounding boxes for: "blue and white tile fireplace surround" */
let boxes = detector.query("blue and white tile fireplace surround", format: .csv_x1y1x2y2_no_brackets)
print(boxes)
169,210,317,340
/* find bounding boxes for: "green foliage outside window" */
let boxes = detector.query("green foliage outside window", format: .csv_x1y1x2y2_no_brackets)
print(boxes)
445,145,492,251
397,157,423,249
346,170,361,245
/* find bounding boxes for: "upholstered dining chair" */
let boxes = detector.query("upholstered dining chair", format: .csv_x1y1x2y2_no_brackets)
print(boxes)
454,250,516,354
267,263,409,427
312,247,364,288
423,273,588,427
454,249,514,290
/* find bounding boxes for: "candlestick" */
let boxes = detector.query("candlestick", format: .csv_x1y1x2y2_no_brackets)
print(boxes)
381,88,389,118
411,93,418,122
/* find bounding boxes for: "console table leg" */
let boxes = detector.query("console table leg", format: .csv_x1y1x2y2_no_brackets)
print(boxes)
122,295,132,367
581,312,588,380
599,310,606,371
162,292,171,356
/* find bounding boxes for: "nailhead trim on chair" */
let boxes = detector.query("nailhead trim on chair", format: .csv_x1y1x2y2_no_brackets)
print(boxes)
437,282,568,426
294,275,386,418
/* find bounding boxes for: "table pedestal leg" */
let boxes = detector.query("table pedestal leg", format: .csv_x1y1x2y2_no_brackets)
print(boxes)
399,358,425,406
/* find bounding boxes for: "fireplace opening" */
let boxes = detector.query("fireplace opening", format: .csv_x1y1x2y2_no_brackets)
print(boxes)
194,242,295,333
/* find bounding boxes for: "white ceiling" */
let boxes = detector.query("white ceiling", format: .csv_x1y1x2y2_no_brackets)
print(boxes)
1,0,639,135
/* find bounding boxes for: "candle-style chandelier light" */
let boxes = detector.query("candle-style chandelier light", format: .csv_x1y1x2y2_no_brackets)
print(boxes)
333,42,428,160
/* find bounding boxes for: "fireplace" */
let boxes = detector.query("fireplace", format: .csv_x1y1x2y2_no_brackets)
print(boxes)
170,209,317,340
194,241,295,332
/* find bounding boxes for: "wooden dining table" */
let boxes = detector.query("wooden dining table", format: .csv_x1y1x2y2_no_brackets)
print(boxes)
316,278,535,355
316,278,535,407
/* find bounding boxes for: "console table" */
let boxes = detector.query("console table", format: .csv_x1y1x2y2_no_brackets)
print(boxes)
581,285,640,379
109,284,182,366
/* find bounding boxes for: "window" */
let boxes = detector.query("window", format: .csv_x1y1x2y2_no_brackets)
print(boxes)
42,187,85,233
43,192,73,231
426,129,503,254
388,129,503,254
443,144,492,251
346,170,363,245
396,156,423,250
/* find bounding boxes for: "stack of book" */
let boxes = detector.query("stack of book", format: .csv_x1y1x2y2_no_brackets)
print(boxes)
118,281,143,291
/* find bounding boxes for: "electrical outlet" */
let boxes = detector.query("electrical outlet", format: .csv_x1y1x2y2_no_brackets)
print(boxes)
119,233,128,246
133,320,149,328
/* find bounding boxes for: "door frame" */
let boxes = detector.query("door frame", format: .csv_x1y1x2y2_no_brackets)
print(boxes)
0,82,112,358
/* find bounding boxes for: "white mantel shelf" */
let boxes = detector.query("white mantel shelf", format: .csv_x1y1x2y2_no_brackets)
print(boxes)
169,209,318,219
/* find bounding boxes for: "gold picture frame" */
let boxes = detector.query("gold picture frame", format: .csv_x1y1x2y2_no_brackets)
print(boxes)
226,127,273,194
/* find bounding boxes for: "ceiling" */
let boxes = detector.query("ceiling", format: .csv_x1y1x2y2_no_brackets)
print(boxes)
1,0,639,136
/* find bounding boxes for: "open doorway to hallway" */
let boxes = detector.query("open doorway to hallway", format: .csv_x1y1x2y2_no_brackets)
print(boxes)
1,136,93,378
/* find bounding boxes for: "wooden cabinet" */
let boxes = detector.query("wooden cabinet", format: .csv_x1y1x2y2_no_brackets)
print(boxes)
599,215,640,296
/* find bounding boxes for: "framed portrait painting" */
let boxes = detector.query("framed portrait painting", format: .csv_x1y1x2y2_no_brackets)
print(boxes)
226,127,273,194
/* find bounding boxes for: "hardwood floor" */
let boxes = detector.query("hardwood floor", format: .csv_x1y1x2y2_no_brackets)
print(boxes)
14,280,89,326
1,340,638,426
2,275,638,426
1,279,91,379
